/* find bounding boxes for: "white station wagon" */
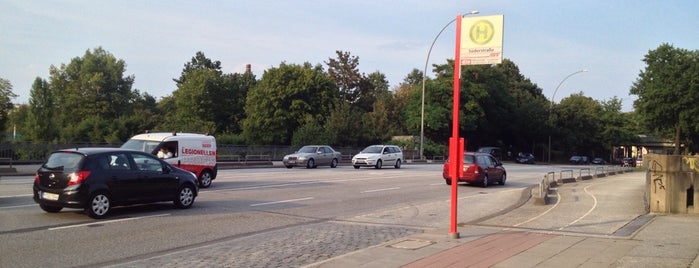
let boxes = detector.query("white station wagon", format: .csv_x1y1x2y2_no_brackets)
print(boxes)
351,145,403,169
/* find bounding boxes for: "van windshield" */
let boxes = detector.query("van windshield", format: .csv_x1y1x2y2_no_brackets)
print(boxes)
121,139,160,154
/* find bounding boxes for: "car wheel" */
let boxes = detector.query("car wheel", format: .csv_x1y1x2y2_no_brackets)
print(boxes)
482,175,489,188
375,160,383,169
285,165,293,169
174,184,195,209
353,166,360,169
306,158,315,169
199,170,213,188
394,159,402,169
445,179,452,185
40,204,62,213
86,192,111,219
330,158,338,168
499,173,507,185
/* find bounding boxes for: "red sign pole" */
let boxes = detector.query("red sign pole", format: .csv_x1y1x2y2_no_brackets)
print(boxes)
449,14,463,239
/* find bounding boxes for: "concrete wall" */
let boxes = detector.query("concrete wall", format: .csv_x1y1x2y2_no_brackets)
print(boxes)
646,154,699,214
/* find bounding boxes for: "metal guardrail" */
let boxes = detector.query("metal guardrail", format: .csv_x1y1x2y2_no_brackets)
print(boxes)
244,154,271,162
594,166,606,176
559,169,574,181
539,172,556,201
578,168,591,179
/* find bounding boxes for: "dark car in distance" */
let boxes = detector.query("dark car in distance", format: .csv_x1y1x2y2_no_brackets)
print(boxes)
442,152,506,188
33,148,198,219
569,156,589,164
591,158,607,165
515,153,536,164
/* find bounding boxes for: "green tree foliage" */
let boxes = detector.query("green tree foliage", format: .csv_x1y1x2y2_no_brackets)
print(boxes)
164,52,255,134
0,78,18,139
414,59,548,154
554,93,603,156
45,47,141,142
25,78,57,142
174,51,222,84
242,62,336,145
326,51,364,105
630,43,699,154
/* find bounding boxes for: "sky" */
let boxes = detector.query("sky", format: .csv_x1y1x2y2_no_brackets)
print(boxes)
2,1,698,112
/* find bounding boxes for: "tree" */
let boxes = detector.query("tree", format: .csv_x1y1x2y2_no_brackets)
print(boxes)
326,51,364,105
0,78,18,139
164,52,256,134
554,93,603,156
46,47,137,142
630,44,699,154
25,78,58,142
242,62,336,145
174,51,222,84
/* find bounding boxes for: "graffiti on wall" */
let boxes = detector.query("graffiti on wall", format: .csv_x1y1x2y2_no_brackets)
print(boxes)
684,157,699,173
651,159,665,193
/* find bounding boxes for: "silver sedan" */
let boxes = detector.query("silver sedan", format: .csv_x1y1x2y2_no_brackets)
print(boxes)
282,145,342,168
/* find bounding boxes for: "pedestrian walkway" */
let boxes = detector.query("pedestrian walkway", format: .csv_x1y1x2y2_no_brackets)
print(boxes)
306,171,699,268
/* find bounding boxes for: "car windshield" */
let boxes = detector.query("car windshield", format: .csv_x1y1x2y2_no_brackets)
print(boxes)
43,152,84,171
361,146,383,154
298,146,318,153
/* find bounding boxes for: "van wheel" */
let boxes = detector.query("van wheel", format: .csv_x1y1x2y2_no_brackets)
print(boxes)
374,160,383,169
394,159,402,169
353,166,360,169
86,192,111,219
174,184,195,209
306,158,315,169
330,158,338,168
40,204,63,213
199,170,213,188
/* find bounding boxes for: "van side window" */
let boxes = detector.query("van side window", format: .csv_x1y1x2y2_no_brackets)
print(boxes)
161,141,178,158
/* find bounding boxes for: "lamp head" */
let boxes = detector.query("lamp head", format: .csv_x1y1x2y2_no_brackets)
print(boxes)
464,10,479,16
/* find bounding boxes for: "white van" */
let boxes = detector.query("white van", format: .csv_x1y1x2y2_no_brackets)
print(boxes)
121,132,218,188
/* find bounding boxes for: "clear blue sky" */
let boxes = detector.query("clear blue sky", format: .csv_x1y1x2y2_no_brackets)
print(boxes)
2,1,698,112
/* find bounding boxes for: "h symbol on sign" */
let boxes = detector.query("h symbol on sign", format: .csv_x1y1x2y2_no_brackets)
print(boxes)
474,25,489,40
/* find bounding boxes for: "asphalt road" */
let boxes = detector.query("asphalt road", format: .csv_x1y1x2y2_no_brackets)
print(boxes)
0,163,608,267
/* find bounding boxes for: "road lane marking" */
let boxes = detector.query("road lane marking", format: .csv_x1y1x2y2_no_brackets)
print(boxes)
48,214,170,230
0,194,33,198
361,187,400,193
559,184,599,230
0,204,35,209
250,197,314,207
514,190,561,227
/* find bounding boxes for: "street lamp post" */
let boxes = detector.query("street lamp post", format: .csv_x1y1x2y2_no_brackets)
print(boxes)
420,10,479,159
548,69,588,163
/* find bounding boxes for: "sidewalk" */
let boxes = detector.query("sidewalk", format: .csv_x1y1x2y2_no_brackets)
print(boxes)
306,171,699,268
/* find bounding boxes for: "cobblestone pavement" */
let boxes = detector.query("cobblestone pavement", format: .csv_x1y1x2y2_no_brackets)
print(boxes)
105,221,422,268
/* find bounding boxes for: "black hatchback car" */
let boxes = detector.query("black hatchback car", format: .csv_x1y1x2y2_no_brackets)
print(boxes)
33,148,198,219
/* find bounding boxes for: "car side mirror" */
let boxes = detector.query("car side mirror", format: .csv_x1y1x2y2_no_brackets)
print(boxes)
163,165,172,174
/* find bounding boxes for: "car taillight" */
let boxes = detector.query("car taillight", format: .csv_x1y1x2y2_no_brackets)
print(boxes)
34,172,39,183
67,170,91,186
